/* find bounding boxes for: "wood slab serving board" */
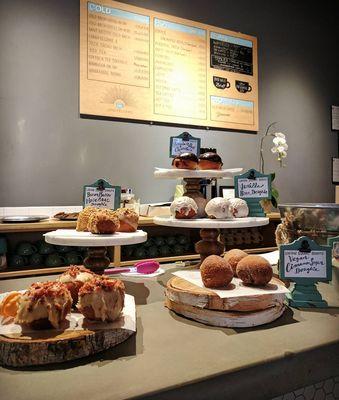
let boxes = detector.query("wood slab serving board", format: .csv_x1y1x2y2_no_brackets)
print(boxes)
166,276,286,312
0,327,134,367
165,298,285,328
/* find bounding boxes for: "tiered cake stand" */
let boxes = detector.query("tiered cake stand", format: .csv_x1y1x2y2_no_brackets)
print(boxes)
153,167,269,265
44,229,147,269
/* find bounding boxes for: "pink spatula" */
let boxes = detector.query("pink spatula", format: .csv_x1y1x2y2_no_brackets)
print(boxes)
104,260,160,275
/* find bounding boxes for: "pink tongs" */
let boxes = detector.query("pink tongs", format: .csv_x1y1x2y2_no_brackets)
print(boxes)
104,260,160,275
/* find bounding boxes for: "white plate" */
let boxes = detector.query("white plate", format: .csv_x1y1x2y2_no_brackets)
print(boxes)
154,167,243,179
153,216,269,229
44,229,147,247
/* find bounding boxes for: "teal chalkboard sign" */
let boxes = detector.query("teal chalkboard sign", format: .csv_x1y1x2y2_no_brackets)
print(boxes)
279,236,332,308
169,132,201,158
234,169,271,216
327,235,339,267
83,179,121,210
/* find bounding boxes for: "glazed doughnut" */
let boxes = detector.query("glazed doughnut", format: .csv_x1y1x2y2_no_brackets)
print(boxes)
170,196,198,219
198,152,223,170
172,152,199,170
205,197,232,219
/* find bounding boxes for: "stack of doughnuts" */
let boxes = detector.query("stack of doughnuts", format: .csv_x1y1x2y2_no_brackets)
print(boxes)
76,206,139,234
200,250,273,288
172,151,223,170
0,265,126,329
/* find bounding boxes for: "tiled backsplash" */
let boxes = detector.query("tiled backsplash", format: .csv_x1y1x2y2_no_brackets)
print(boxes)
0,206,83,218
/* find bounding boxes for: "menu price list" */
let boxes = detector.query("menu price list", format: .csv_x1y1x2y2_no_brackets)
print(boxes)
210,96,254,125
87,2,150,87
210,32,253,76
154,19,207,120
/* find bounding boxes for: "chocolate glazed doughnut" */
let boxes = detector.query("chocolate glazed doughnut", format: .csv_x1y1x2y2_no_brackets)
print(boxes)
198,152,223,170
172,152,199,170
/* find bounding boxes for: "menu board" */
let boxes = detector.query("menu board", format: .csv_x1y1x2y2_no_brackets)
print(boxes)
80,0,258,132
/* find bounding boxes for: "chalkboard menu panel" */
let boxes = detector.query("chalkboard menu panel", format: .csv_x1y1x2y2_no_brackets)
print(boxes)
80,0,258,132
210,32,253,75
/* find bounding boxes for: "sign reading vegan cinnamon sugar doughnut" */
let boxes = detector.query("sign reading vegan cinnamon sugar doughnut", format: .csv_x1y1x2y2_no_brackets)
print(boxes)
80,0,258,132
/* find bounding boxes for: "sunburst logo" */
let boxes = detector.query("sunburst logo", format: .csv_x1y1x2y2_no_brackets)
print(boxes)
102,86,137,109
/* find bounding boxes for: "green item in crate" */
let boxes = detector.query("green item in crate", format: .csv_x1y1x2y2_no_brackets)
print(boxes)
0,237,7,254
9,255,27,268
172,244,184,255
36,240,55,255
123,246,135,259
177,235,189,245
143,238,154,248
29,253,44,266
16,242,37,256
147,246,159,258
45,253,66,267
134,247,147,259
159,245,172,257
166,236,177,246
154,236,165,247
65,251,83,265
183,243,191,252
55,245,75,253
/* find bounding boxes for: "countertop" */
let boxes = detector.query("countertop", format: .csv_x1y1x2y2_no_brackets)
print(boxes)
0,264,338,400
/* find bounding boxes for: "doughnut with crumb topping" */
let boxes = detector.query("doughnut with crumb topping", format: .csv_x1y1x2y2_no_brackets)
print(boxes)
115,208,139,232
58,265,96,306
76,206,98,231
87,210,120,234
77,277,125,322
15,281,72,329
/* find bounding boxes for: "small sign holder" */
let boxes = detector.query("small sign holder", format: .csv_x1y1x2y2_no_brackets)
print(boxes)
169,132,201,158
83,179,121,210
327,235,339,267
234,169,271,217
279,236,332,308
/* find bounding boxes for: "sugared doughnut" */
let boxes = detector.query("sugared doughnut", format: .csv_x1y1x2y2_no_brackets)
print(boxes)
224,249,248,276
200,255,233,288
236,255,273,286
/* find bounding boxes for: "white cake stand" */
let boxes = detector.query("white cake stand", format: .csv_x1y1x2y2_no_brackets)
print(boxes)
153,216,269,266
154,167,243,179
44,229,147,269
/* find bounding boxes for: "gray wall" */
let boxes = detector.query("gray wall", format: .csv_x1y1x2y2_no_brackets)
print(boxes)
0,0,338,206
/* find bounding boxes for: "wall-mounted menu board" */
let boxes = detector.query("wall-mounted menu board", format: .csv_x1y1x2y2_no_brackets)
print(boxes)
80,0,258,132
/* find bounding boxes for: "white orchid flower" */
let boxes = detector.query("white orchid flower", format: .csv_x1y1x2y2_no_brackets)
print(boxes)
274,132,285,139
273,136,287,146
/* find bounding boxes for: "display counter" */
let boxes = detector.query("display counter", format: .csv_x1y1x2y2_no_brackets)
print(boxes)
0,263,338,400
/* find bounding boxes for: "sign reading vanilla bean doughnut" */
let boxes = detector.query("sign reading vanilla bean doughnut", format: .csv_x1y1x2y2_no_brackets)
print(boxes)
80,0,258,132
234,169,271,217
83,179,121,210
279,236,332,308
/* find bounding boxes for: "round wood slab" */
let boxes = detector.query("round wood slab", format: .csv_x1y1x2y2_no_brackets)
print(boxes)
166,276,286,312
165,298,286,328
0,327,134,367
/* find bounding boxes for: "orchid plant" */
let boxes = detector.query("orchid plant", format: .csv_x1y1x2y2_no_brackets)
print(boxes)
259,122,288,208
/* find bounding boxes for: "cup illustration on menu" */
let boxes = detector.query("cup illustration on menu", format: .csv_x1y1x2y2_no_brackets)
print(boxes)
235,80,252,93
213,76,230,90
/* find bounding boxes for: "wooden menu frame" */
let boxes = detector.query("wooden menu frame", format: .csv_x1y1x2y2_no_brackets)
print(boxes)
80,0,259,132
